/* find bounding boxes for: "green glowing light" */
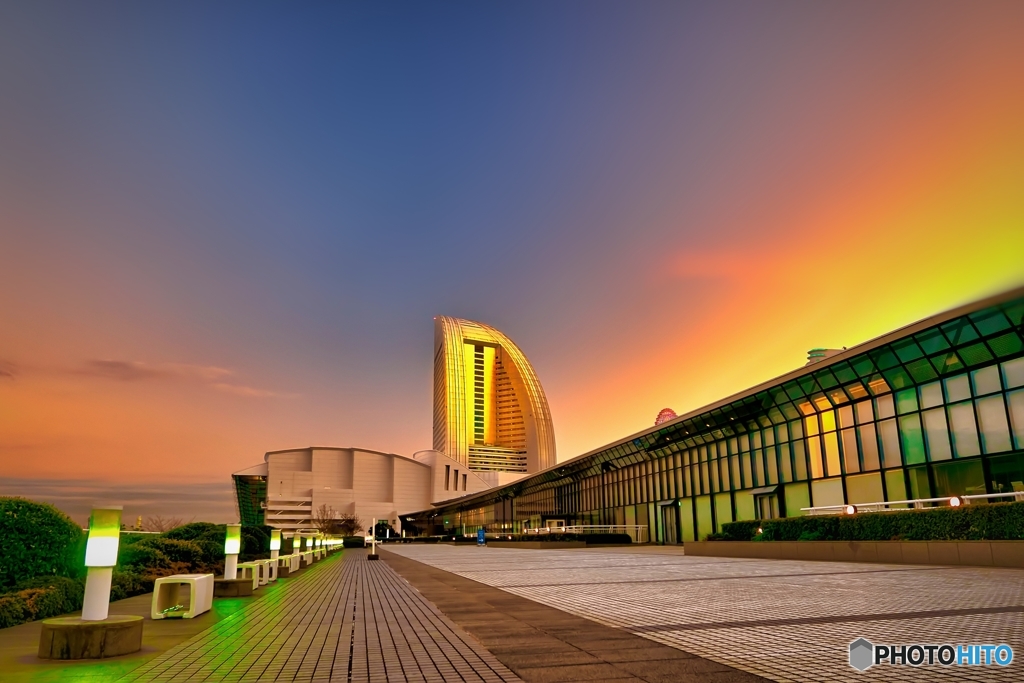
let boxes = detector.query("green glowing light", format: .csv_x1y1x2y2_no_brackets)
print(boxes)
85,506,122,567
225,524,241,555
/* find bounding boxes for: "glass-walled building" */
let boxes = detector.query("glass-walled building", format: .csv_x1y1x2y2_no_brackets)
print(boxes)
407,287,1024,543
433,316,557,474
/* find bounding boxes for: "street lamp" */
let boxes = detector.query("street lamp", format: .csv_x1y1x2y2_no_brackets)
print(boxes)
82,506,122,621
224,524,241,580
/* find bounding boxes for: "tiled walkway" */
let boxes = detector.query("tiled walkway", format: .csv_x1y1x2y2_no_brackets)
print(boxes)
384,545,1024,683
123,550,520,682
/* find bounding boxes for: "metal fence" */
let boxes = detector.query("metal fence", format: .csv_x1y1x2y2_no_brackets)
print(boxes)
523,524,648,543
802,491,1024,515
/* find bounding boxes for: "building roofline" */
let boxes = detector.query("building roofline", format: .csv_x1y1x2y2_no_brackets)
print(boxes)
422,284,1024,511
262,446,417,463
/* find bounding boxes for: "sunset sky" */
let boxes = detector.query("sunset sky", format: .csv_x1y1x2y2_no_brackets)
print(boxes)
2,2,1024,523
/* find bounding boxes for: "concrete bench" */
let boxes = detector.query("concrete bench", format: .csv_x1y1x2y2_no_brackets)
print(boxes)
236,562,260,590
152,574,214,619
254,559,273,585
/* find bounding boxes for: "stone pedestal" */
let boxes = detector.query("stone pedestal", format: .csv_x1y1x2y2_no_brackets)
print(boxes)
277,564,291,579
38,615,143,659
368,554,380,561
214,578,254,597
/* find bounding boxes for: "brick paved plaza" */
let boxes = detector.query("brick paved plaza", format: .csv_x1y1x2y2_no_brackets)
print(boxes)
385,545,1024,683
4,544,1022,682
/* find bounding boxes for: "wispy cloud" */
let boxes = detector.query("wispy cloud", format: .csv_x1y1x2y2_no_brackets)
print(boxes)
82,359,233,382
0,360,17,379
0,478,238,525
212,383,298,399
5,357,292,399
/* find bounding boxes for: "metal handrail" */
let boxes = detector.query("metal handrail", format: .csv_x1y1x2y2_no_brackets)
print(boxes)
802,491,1024,515
523,524,648,543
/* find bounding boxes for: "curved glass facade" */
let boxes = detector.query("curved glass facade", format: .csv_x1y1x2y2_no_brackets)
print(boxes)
433,316,556,473
412,288,1024,542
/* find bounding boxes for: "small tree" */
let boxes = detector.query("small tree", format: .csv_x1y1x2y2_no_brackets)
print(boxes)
142,515,190,532
374,520,395,540
333,513,363,537
312,504,336,535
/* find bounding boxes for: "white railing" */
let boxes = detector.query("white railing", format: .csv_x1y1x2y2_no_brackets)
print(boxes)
802,491,1024,516
523,524,648,543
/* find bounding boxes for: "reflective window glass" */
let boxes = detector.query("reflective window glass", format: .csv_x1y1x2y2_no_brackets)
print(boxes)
808,437,824,478
945,374,971,402
777,422,789,442
741,453,752,488
920,382,943,409
793,440,808,480
752,431,762,449
805,415,820,436
841,428,859,473
846,382,869,400
730,455,741,490
1009,390,1024,450
876,394,896,420
824,432,841,476
766,446,778,485
896,389,918,415
754,449,765,485
779,443,793,482
972,366,1002,396
1001,357,1024,389
763,428,775,447
855,400,874,425
790,420,804,439
838,405,854,429
859,423,880,471
922,408,952,461
977,395,1012,453
948,401,981,458
878,419,902,468
821,410,836,433
899,414,926,465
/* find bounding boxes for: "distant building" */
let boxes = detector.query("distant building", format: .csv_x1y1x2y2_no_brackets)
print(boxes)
232,447,493,533
407,286,1024,544
433,316,556,474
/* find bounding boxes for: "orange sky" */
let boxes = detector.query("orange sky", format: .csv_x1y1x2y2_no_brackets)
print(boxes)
1,2,1023,522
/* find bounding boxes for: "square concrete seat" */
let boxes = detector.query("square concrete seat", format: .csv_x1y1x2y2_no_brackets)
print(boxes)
236,562,260,590
152,574,214,619
255,559,273,585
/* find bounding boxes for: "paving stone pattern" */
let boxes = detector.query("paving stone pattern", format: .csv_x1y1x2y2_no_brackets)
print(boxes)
122,549,521,682
385,545,1024,683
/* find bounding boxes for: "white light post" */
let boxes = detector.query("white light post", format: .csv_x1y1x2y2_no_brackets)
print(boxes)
269,529,281,581
82,506,122,621
224,524,241,580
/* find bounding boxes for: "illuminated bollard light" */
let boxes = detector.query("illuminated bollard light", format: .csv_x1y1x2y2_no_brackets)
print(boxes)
270,529,280,581
82,506,122,621
224,524,241,580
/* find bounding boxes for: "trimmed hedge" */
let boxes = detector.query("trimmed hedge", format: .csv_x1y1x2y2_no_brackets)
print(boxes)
342,536,366,548
0,498,85,590
0,576,86,628
716,501,1024,542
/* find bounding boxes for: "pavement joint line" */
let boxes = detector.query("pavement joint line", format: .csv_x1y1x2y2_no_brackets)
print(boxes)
625,604,1024,632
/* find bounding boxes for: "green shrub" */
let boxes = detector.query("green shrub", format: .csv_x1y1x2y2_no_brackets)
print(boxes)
134,538,203,566
717,501,1024,542
14,576,85,616
110,570,152,602
0,595,29,628
193,539,224,566
0,577,88,628
241,526,270,557
163,522,222,542
0,497,85,590
342,536,365,548
118,543,171,571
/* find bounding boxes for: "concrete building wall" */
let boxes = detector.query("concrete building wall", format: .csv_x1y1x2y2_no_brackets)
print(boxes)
239,447,495,534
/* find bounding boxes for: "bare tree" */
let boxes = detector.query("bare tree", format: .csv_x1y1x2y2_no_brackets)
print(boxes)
312,504,337,535
142,515,190,532
334,513,363,537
